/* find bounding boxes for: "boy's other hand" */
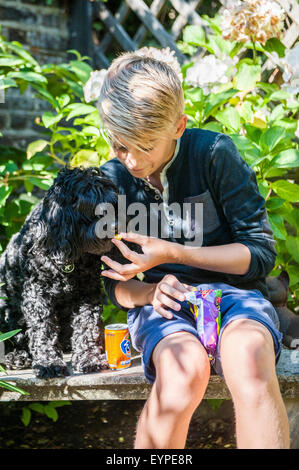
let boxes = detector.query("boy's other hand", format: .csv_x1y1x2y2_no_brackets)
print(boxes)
148,274,194,319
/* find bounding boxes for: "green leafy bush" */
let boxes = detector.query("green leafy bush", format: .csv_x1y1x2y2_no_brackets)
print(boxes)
0,30,110,247
0,12,298,315
179,14,299,309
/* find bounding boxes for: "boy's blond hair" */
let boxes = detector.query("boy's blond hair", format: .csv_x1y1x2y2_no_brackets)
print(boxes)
98,48,184,152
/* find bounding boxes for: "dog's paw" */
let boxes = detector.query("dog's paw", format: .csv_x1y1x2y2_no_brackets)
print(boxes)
72,353,109,374
4,350,32,370
33,360,69,379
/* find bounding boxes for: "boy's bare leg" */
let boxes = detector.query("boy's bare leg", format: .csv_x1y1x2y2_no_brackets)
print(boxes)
220,319,290,449
134,331,210,449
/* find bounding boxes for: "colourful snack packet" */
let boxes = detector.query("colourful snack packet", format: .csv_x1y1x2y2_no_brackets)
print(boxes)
185,287,222,364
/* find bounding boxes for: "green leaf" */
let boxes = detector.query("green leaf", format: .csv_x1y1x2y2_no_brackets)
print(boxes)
7,71,47,84
1,160,18,174
0,57,24,67
269,90,292,101
66,49,82,60
258,180,269,199
285,237,299,264
233,63,261,92
183,25,206,45
50,401,71,408
0,329,21,342
244,124,262,144
0,185,13,207
201,121,223,132
184,87,204,103
70,150,100,168
42,112,63,128
263,38,286,58
21,407,32,426
270,149,299,170
273,118,298,133
204,89,238,118
271,180,299,202
237,101,253,122
28,177,53,190
22,155,53,172
31,84,59,110
259,127,285,153
65,104,96,121
69,60,93,84
263,168,285,178
0,364,7,374
56,94,71,109
266,197,285,211
82,126,100,137
287,266,299,287
8,41,40,67
0,380,29,395
24,180,34,193
29,403,45,414
0,77,17,90
215,107,241,132
44,404,58,422
268,213,287,240
270,104,285,122
207,399,223,411
27,140,49,159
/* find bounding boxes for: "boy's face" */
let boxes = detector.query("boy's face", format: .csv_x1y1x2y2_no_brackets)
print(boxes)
110,115,187,179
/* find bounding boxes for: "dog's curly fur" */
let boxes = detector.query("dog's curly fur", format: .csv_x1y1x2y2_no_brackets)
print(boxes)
0,166,134,379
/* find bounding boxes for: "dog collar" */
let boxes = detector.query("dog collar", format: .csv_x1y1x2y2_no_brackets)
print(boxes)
62,263,75,273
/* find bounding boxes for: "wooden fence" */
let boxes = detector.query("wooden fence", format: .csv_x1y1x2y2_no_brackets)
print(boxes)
69,0,299,71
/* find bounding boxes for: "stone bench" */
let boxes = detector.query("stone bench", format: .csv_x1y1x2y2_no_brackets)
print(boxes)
1,347,299,448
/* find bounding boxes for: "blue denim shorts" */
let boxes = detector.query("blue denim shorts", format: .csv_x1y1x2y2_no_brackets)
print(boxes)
127,282,283,384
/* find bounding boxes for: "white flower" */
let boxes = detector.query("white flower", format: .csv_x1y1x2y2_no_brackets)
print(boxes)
221,0,285,45
185,55,236,94
83,69,107,103
281,43,299,95
135,46,183,82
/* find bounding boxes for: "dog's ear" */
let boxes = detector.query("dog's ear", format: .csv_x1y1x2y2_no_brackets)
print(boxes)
36,200,81,266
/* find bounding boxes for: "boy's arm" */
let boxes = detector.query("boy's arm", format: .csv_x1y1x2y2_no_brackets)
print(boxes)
198,134,277,281
114,279,156,309
103,276,155,309
169,242,251,276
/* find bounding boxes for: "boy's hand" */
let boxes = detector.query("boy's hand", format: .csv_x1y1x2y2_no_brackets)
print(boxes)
101,232,175,281
148,274,194,319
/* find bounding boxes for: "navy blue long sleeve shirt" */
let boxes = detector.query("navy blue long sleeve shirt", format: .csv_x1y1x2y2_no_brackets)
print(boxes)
100,128,277,309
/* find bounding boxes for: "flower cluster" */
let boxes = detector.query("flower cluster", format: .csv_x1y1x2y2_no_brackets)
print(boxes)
221,0,285,45
185,54,237,94
135,46,183,82
281,43,299,95
83,69,107,103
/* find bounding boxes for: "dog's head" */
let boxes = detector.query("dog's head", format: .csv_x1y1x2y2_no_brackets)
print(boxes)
36,166,119,270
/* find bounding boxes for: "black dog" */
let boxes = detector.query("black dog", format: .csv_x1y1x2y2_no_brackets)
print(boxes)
0,166,133,378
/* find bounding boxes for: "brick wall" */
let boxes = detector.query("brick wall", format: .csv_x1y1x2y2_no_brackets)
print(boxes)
0,0,70,149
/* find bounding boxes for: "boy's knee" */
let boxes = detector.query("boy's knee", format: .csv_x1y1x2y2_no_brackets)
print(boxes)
220,319,277,401
152,332,210,413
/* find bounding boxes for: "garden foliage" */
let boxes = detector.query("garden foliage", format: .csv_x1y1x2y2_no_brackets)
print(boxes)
0,10,298,318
